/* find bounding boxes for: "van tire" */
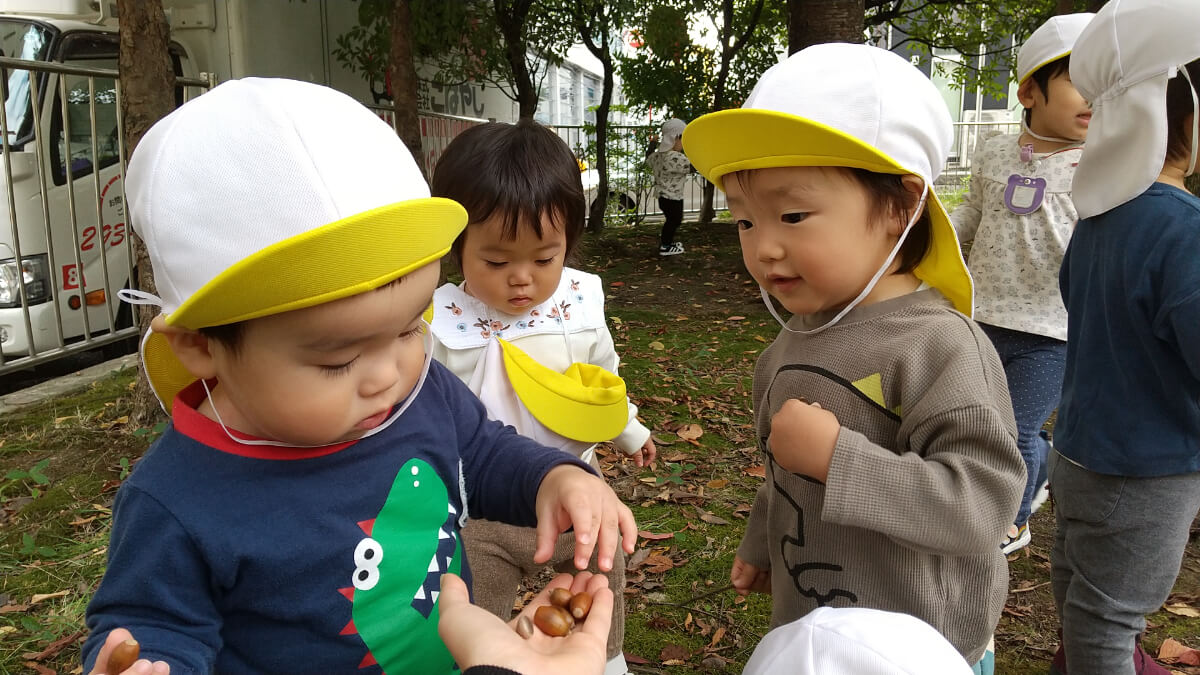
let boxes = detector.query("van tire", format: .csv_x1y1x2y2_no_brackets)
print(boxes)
591,191,638,225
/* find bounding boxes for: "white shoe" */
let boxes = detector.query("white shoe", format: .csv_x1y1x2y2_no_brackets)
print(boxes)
658,242,684,256
1029,480,1050,514
1001,522,1031,554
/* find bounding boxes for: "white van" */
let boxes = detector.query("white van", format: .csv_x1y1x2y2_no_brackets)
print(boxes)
0,0,387,368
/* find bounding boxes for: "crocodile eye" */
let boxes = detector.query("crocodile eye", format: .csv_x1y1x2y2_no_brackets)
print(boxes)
352,537,383,591
352,564,379,591
354,537,383,567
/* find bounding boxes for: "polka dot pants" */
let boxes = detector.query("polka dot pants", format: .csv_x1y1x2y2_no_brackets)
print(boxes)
980,322,1067,527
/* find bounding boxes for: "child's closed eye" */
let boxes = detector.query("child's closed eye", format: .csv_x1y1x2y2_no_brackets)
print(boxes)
397,326,424,340
535,257,555,265
484,260,507,268
320,357,358,376
782,212,808,224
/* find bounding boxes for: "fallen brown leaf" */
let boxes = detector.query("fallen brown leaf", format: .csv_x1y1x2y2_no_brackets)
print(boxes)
660,644,691,663
1160,638,1200,665
1166,603,1200,618
30,591,69,605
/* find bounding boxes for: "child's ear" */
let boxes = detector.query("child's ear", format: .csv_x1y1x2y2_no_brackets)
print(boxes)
151,315,219,379
891,175,927,237
1017,78,1038,109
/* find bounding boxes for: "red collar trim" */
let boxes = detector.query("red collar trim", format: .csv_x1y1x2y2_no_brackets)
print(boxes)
171,380,356,459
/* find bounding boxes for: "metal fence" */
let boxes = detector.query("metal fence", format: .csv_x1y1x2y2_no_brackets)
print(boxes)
368,105,488,179
550,124,728,226
551,118,1022,224
0,57,211,377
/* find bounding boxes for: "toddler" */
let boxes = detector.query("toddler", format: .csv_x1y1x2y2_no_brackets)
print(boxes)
1051,1,1200,673
647,117,693,256
683,44,1024,674
950,12,1094,554
80,79,634,675
429,120,654,675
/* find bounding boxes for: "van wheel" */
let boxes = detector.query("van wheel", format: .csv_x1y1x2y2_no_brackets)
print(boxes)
591,191,638,225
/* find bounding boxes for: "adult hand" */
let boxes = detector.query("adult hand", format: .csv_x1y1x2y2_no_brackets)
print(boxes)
438,572,613,675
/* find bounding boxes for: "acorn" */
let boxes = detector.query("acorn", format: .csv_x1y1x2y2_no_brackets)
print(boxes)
106,638,140,674
548,587,573,609
515,614,535,639
569,591,593,620
533,605,572,637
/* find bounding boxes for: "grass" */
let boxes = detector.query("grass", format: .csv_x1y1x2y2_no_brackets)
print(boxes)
3,220,1200,673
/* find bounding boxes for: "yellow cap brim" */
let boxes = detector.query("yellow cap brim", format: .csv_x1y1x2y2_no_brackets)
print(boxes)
683,109,973,317
499,338,628,443
1018,49,1072,84
146,197,467,411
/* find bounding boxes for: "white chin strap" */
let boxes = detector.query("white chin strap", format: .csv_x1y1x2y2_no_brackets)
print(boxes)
203,322,435,448
1182,66,1198,178
1020,119,1082,145
760,182,929,336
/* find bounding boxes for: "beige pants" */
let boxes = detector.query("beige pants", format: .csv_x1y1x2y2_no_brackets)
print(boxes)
462,517,626,660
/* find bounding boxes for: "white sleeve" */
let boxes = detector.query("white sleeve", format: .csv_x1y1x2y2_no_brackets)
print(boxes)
949,150,985,245
591,324,651,454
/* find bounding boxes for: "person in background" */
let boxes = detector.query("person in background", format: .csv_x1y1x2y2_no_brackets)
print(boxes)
950,12,1094,555
1051,1,1200,673
647,117,693,256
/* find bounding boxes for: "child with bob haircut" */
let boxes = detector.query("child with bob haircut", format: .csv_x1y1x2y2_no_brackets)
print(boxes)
950,12,1094,554
1051,0,1200,672
429,120,653,675
80,79,635,675
682,44,1024,673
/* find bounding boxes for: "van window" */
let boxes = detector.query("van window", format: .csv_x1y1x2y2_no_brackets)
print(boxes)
0,19,52,147
50,34,119,186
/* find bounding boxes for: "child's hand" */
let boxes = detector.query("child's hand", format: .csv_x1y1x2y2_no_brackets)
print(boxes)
438,571,613,675
768,398,840,481
89,629,170,675
533,465,637,571
629,437,657,468
731,555,771,596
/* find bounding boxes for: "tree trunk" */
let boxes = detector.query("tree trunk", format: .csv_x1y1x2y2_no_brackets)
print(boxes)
788,0,865,54
495,0,538,121
389,0,426,178
587,50,614,233
117,0,175,427
702,0,765,223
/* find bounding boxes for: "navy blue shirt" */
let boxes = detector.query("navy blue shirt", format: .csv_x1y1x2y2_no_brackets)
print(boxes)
82,363,592,674
1057,184,1200,476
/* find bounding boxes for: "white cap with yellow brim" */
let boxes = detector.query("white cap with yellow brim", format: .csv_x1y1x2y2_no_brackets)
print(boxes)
682,43,972,317
497,338,628,443
125,78,467,411
1016,13,1095,85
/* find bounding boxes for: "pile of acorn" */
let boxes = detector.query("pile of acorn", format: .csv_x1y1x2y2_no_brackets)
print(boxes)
516,587,592,638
